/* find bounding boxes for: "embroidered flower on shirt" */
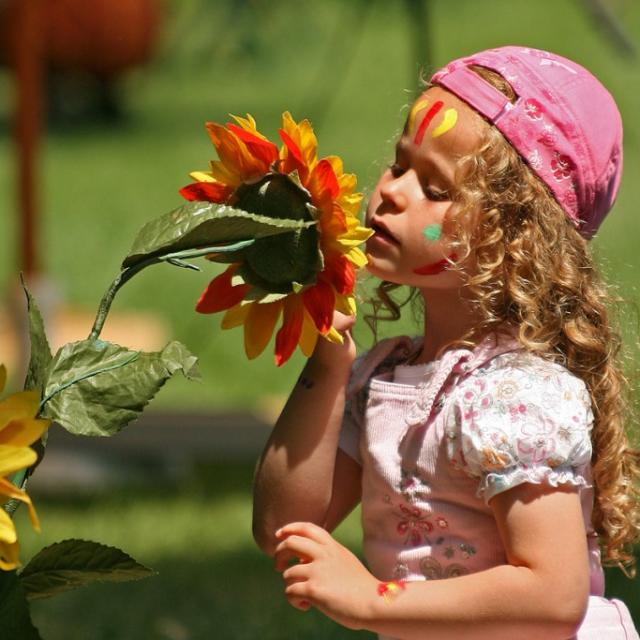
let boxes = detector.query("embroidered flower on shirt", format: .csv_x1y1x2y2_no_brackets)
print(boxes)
420,557,468,580
495,379,519,401
481,447,511,471
395,504,434,547
517,417,557,464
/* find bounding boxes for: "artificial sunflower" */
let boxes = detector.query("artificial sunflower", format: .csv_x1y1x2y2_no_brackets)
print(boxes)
0,365,50,570
180,111,372,366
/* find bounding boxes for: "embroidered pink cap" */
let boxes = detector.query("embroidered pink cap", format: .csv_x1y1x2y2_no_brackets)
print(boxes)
431,46,623,239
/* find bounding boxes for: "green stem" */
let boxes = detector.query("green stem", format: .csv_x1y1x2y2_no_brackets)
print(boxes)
88,259,159,341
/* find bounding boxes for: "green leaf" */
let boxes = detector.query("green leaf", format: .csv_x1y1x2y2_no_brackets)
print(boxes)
20,277,53,395
19,539,155,601
0,570,43,639
122,201,315,270
40,339,200,437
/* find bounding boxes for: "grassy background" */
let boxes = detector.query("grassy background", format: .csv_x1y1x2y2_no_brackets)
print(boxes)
1,0,639,637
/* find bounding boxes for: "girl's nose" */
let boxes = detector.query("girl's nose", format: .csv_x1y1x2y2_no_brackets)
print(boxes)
379,175,410,212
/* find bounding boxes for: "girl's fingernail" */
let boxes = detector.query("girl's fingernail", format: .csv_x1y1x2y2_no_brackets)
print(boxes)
275,528,282,538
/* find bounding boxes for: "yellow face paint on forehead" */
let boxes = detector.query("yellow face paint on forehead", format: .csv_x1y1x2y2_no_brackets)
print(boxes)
407,97,430,134
406,96,459,143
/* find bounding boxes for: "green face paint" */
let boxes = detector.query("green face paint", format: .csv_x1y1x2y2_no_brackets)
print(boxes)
423,224,442,242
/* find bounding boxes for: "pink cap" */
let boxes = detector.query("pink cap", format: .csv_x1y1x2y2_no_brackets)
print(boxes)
431,46,623,239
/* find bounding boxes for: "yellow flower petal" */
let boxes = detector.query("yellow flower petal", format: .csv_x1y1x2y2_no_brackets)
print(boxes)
231,113,268,140
281,111,318,172
345,246,369,269
335,293,357,317
0,544,20,571
0,390,39,431
221,303,251,329
0,417,49,448
299,309,319,357
189,170,216,183
208,160,242,187
0,365,6,394
0,477,39,531
324,326,344,345
0,510,17,545
0,445,37,477
244,302,283,359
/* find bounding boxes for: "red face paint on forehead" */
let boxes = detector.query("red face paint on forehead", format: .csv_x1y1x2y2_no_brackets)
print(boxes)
413,101,444,146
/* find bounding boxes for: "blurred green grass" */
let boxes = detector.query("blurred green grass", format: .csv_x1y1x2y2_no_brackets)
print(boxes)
1,0,640,412
17,461,639,639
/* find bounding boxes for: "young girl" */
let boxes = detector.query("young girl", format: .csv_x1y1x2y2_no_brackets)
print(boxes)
252,46,640,639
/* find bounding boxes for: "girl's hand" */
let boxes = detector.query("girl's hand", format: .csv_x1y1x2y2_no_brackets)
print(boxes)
274,522,377,630
311,311,357,369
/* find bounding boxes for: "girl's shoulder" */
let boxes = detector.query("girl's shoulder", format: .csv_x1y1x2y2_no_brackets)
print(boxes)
467,349,591,401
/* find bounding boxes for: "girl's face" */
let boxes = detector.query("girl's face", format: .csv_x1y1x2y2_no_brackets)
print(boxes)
365,86,483,289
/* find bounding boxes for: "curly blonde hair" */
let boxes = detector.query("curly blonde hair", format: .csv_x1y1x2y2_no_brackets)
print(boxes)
367,66,640,574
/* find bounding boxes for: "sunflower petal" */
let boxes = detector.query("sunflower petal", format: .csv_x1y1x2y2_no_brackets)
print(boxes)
244,302,283,360
209,160,241,187
324,325,344,345
0,510,17,545
227,123,278,168
0,477,39,531
179,181,232,203
326,255,355,295
0,391,39,431
345,246,369,269
221,303,251,329
308,159,340,202
275,299,304,366
0,417,48,448
299,309,319,357
0,365,6,394
0,445,36,477
196,266,250,314
303,281,335,334
335,293,357,317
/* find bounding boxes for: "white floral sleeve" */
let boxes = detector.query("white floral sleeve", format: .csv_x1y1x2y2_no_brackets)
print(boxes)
446,353,594,503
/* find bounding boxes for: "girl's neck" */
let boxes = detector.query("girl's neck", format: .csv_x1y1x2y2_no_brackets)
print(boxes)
413,287,480,365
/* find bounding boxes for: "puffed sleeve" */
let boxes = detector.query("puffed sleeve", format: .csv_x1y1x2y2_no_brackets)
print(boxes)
445,354,594,503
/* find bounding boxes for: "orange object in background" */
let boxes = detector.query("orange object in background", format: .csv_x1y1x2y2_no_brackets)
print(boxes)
0,0,160,76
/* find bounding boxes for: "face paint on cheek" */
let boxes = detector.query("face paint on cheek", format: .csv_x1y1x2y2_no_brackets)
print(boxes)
423,223,442,242
414,101,444,146
412,253,458,276
431,108,458,138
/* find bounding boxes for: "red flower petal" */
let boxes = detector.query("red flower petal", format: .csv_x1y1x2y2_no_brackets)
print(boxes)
195,266,250,314
302,280,335,333
179,182,232,203
227,124,279,167
275,299,304,367
325,255,355,295
278,128,305,165
310,159,340,200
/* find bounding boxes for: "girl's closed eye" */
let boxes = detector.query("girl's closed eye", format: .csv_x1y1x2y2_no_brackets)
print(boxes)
424,186,450,202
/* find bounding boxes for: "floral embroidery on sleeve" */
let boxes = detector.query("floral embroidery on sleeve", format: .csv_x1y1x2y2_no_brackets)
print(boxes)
446,353,594,502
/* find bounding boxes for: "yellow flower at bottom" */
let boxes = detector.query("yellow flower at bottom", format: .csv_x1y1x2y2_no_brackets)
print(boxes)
0,365,50,570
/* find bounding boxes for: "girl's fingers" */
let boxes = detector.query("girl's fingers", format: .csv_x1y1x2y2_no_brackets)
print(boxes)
275,521,332,545
274,535,319,572
282,562,309,583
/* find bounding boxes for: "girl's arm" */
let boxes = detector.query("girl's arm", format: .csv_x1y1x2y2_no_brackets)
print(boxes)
252,314,362,555
276,482,590,640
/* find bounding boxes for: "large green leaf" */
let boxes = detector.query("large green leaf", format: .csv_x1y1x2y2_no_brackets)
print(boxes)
122,201,315,270
20,539,154,601
0,570,43,640
21,278,52,395
40,339,200,437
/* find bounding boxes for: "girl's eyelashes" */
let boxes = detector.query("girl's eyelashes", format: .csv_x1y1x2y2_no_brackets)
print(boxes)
387,162,451,201
424,187,451,202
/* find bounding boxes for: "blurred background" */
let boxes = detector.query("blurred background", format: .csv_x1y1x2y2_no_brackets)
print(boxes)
1,0,638,637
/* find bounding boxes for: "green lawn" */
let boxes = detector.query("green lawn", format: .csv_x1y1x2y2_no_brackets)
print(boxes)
17,461,639,639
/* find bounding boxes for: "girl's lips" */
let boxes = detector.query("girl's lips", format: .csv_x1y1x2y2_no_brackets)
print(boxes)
368,219,400,246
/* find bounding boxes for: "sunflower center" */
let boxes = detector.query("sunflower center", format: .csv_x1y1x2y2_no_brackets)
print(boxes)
234,173,322,293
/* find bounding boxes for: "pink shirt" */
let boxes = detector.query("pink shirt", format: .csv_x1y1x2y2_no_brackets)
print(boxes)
339,331,604,594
